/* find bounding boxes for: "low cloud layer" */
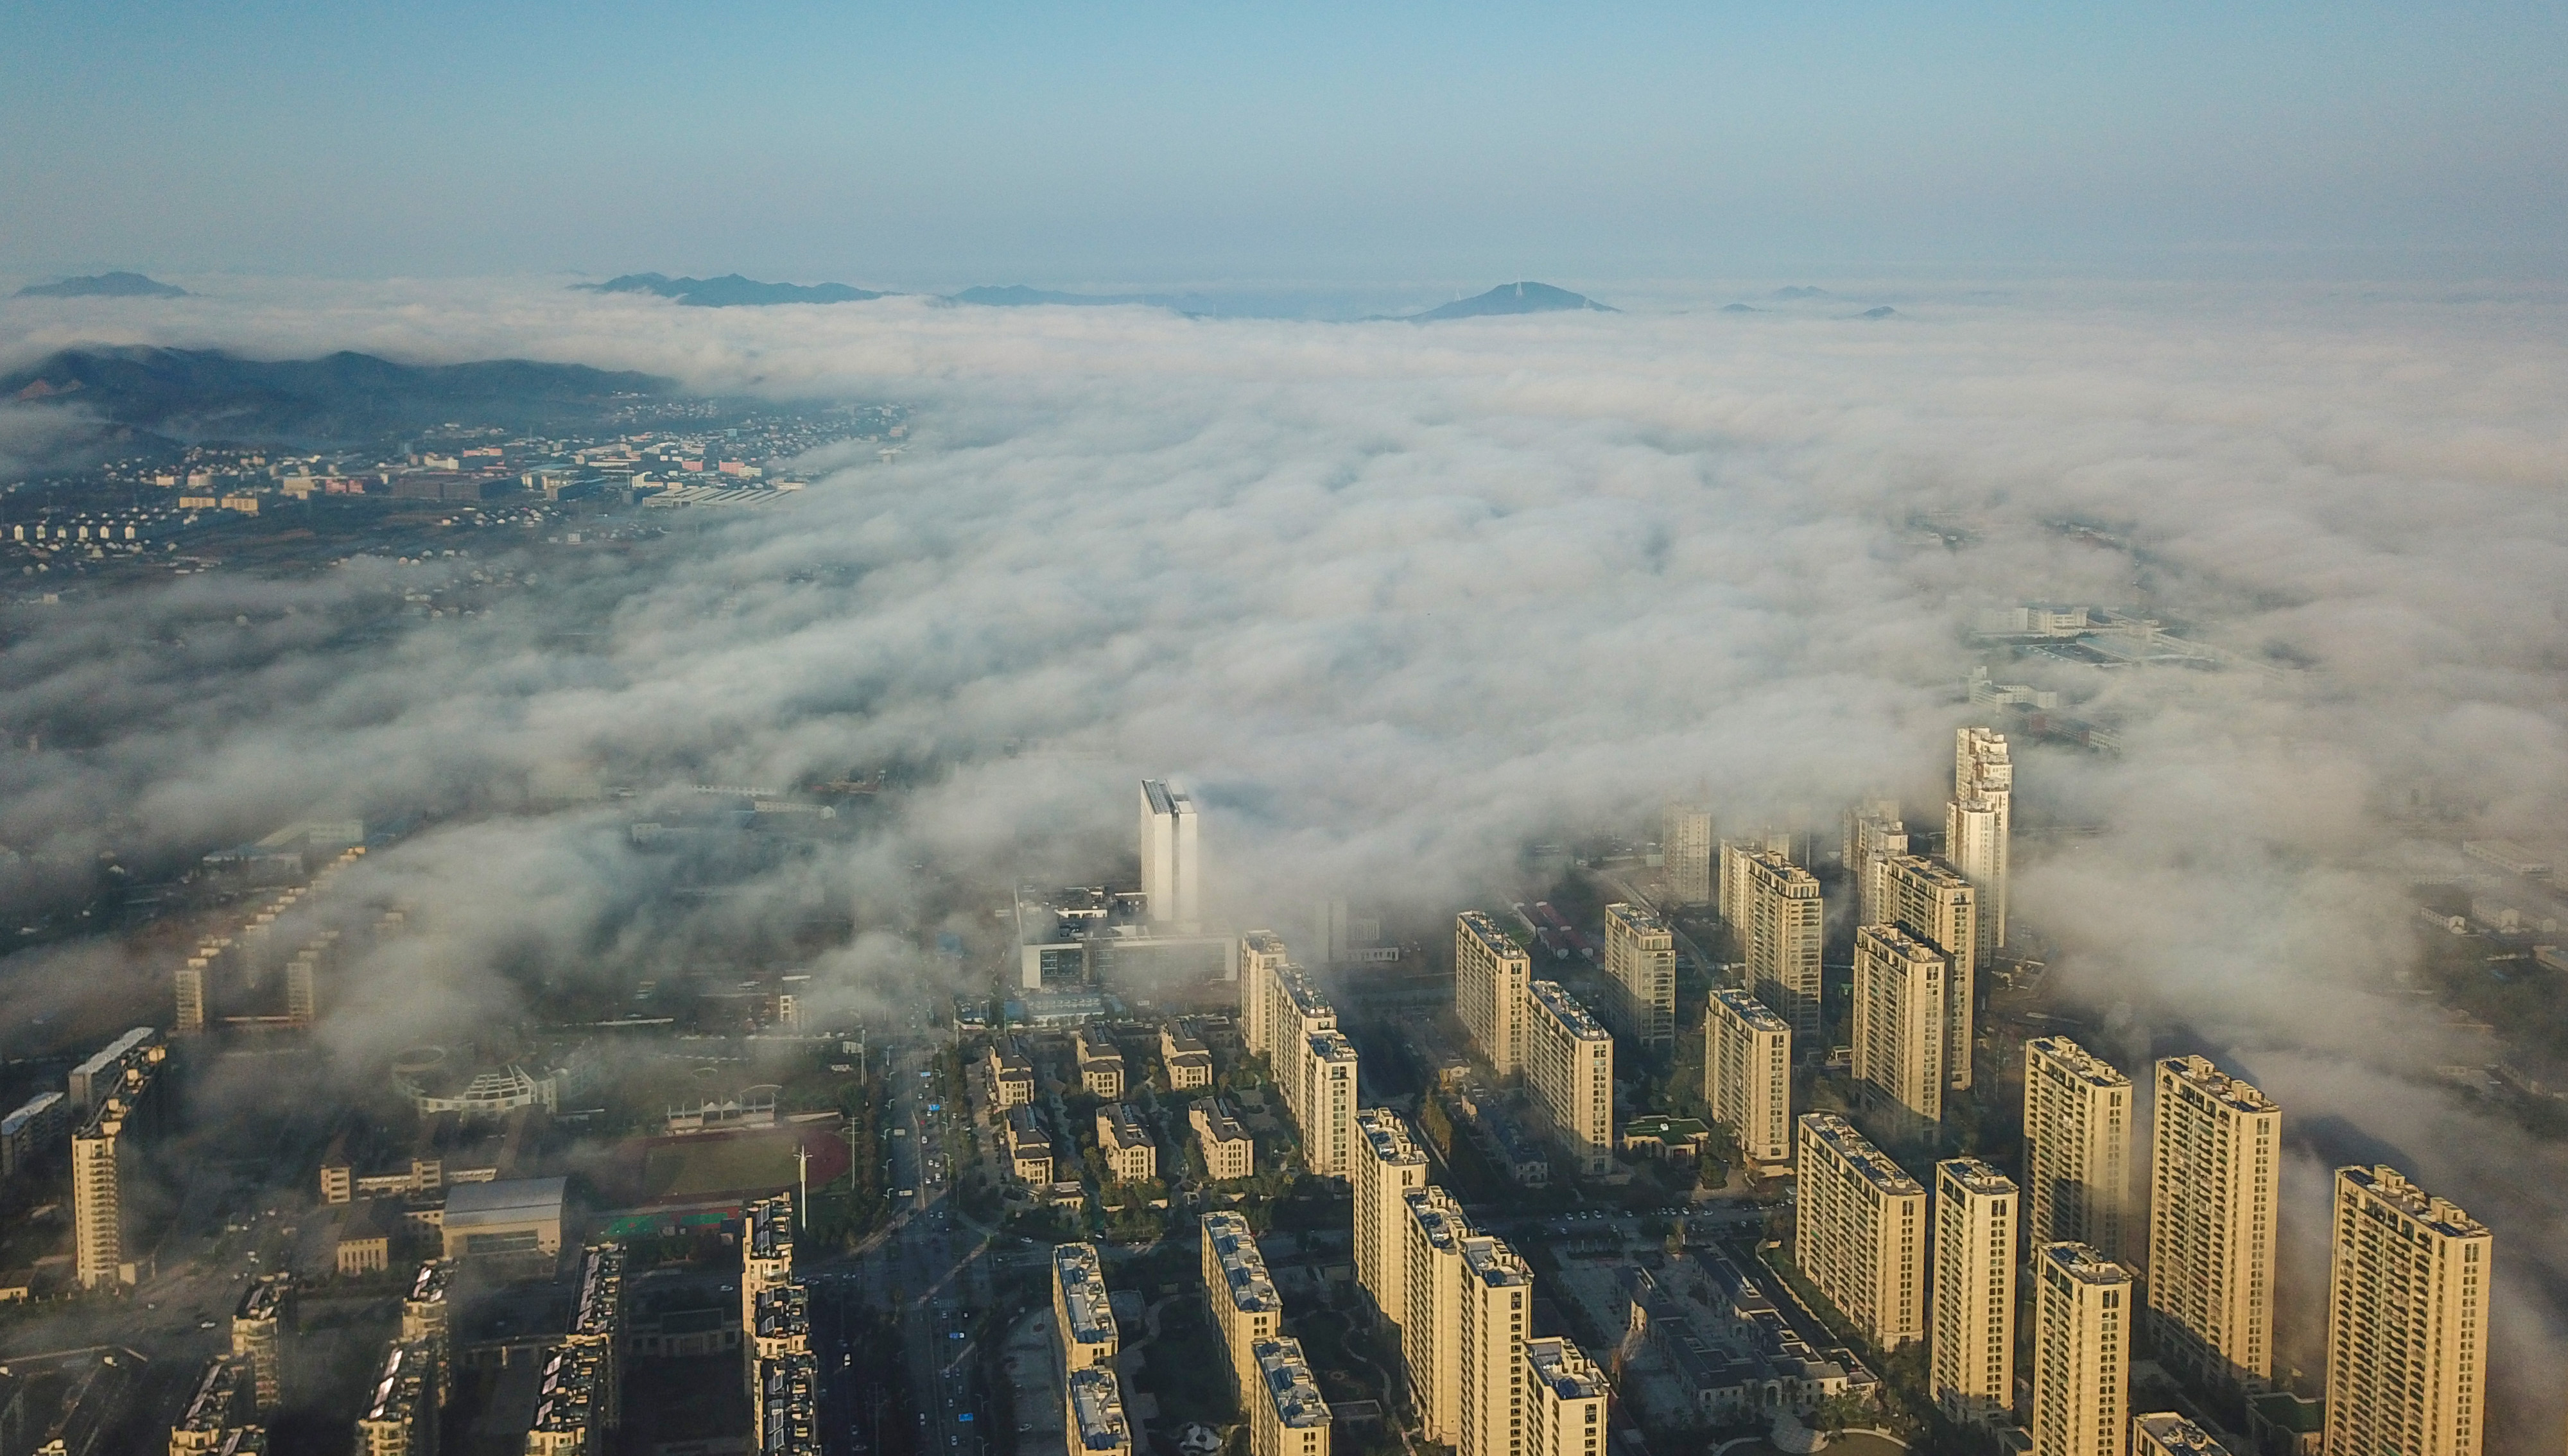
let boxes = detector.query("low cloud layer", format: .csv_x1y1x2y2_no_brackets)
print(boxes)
4,280,2568,1441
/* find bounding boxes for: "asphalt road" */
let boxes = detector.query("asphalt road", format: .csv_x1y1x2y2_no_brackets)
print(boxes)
826,1040,998,1456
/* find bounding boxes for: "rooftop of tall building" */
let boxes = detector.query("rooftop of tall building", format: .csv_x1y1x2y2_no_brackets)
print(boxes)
2133,1412,2230,1455
1461,1235,1531,1287
1528,980,1610,1041
1745,850,1819,891
1525,1338,1604,1401
1253,1339,1331,1428
1884,853,1973,888
1937,1157,2017,1197
1405,1186,1471,1249
1308,1029,1359,1061
1855,922,1943,963
1357,1107,1426,1165
1801,1114,1923,1196
1457,910,1526,958
2341,1164,2486,1239
1205,1213,1280,1311
2036,1240,2131,1286
2159,1054,2278,1114
1711,987,1791,1033
1604,902,1667,935
1068,1367,1131,1450
2027,1036,2130,1088
1054,1243,1118,1347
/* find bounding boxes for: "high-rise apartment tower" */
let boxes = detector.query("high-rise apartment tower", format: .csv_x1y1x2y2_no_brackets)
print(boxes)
1661,805,1713,906
1600,903,1676,1052
1844,801,1908,928
1454,912,1531,1076
2023,1037,2133,1262
1850,923,1946,1125
1880,854,1979,1089
1523,981,1614,1176
1139,780,1201,926
2147,1055,2280,1396
1946,728,2011,958
2323,1165,2489,1456
1733,850,1825,1039
1352,1110,1429,1329
2030,1242,2133,1456
1704,988,1792,1168
1794,1113,1927,1349
1930,1159,2018,1427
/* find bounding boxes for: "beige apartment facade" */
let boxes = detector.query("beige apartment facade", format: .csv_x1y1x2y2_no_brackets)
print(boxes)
2024,1036,2133,1261
2031,1242,2133,1456
1249,1338,1332,1456
1204,1211,1282,1404
1794,1113,1927,1349
1524,980,1614,1177
1523,1339,1607,1456
1735,850,1825,1039
1930,1158,2018,1426
1947,727,2013,957
1457,1236,1533,1456
1601,903,1676,1052
1401,1186,1473,1445
1705,988,1792,1167
1239,930,1291,1056
1096,1105,1158,1183
2148,1055,2280,1396
2323,1165,2488,1456
1851,923,1947,1125
1192,1100,1255,1181
1880,853,1979,1089
1293,1031,1360,1177
1844,801,1908,928
1661,805,1713,906
1454,912,1531,1075
1353,1108,1429,1329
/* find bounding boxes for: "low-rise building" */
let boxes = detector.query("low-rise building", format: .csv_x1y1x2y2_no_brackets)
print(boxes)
1007,1107,1055,1184
1618,1114,1712,1163
336,1202,394,1276
439,1177,565,1261
1077,1030,1127,1100
987,1043,1036,1109
1192,1101,1254,1181
1160,1025,1215,1091
1096,1105,1158,1183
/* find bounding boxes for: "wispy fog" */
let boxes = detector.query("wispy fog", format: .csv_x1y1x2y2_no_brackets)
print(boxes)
4,279,2567,1440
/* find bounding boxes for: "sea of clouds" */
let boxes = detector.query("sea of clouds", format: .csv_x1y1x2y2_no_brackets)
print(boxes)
3,277,2566,1437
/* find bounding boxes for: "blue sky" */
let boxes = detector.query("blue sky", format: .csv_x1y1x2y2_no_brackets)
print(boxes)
3,1,2562,284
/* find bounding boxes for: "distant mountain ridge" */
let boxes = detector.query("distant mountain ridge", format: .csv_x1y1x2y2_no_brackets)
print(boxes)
17,272,187,299
1,346,670,444
1407,282,1617,322
584,273,884,307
